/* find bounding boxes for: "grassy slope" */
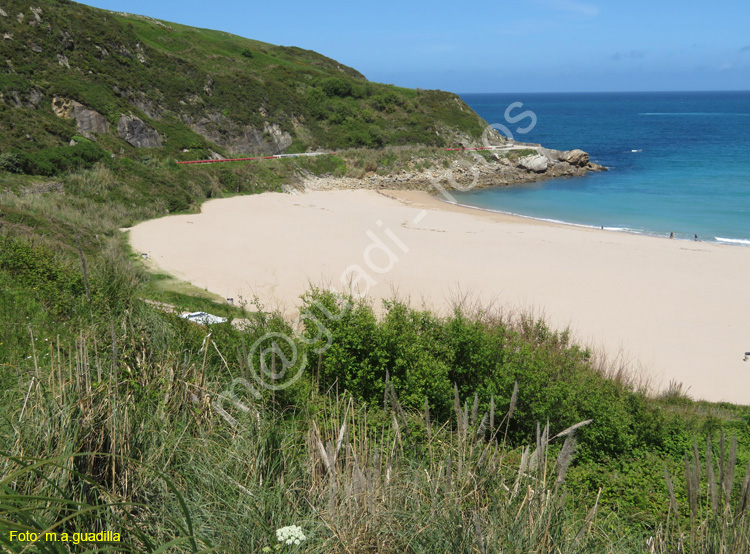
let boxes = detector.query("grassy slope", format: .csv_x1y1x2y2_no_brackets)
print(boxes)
0,0,487,158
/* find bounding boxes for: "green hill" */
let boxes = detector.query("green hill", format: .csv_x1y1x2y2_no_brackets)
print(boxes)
0,0,487,163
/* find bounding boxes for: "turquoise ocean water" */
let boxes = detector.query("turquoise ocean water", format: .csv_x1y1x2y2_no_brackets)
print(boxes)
455,92,750,245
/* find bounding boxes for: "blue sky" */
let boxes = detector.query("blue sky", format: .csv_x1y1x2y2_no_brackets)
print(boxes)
76,0,750,93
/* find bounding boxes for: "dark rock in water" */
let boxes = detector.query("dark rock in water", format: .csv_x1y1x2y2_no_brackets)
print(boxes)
117,114,162,148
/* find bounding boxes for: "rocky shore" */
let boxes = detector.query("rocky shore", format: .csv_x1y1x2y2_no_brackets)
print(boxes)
298,146,606,193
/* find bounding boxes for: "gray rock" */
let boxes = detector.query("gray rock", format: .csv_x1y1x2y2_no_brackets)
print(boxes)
135,43,146,64
0,8,7,17
74,105,109,137
57,54,70,69
30,44,42,53
264,122,293,152
188,112,293,155
28,89,42,107
203,75,214,97
59,31,74,51
518,154,548,173
538,147,563,163
562,149,590,167
51,96,110,138
117,114,162,148
8,91,22,108
16,12,23,23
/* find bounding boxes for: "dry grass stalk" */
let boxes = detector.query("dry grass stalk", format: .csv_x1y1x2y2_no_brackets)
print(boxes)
453,383,462,437
685,454,699,521
508,381,518,420
424,398,431,441
555,434,576,487
489,394,495,431
706,437,718,515
471,392,479,428
723,435,737,512
665,467,680,518
574,487,602,545
738,459,750,516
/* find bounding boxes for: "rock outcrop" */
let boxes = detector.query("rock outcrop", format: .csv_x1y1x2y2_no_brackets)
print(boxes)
187,112,292,155
562,149,590,167
117,114,162,148
51,97,110,138
517,154,548,173
300,148,606,193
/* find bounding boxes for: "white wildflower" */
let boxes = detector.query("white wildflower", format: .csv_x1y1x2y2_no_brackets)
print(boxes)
275,525,306,546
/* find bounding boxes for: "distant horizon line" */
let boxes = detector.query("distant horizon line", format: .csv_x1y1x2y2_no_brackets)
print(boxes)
456,89,750,95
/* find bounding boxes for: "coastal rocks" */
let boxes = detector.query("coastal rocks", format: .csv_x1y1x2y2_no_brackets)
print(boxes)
299,146,605,194
517,154,548,173
117,114,162,148
0,8,7,17
562,149,590,167
51,97,110,138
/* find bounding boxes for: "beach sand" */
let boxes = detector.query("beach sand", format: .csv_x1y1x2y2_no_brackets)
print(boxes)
129,189,750,404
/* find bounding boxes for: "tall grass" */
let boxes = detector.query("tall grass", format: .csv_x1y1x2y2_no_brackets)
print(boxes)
2,309,746,553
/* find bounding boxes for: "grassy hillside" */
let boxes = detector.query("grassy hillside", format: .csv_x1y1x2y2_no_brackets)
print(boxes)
0,0,487,164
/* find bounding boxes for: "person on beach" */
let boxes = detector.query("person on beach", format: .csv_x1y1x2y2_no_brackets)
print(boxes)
694,234,699,241
670,232,674,239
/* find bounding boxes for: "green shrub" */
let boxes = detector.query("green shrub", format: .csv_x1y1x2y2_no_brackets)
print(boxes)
9,142,109,177
320,77,353,98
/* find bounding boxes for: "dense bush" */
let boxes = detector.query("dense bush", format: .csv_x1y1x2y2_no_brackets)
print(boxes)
299,289,689,461
0,236,85,318
1,141,109,177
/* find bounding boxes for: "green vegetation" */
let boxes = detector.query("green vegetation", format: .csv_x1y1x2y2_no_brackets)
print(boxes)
2,233,750,552
1,152,749,550
1,2,749,552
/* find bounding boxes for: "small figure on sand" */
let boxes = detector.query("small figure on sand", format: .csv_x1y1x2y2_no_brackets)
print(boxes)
694,234,699,241
669,232,674,239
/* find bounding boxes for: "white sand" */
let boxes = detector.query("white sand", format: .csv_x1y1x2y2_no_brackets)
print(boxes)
129,189,750,404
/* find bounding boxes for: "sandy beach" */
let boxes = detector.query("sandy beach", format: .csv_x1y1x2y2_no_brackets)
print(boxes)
129,189,750,404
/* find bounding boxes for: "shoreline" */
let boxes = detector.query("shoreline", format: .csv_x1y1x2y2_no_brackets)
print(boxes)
433,194,750,247
129,188,750,405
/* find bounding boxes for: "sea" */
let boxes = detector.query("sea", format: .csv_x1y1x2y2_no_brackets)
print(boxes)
456,91,750,245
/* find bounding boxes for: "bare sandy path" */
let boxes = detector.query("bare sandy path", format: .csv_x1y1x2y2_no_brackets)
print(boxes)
128,189,750,404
